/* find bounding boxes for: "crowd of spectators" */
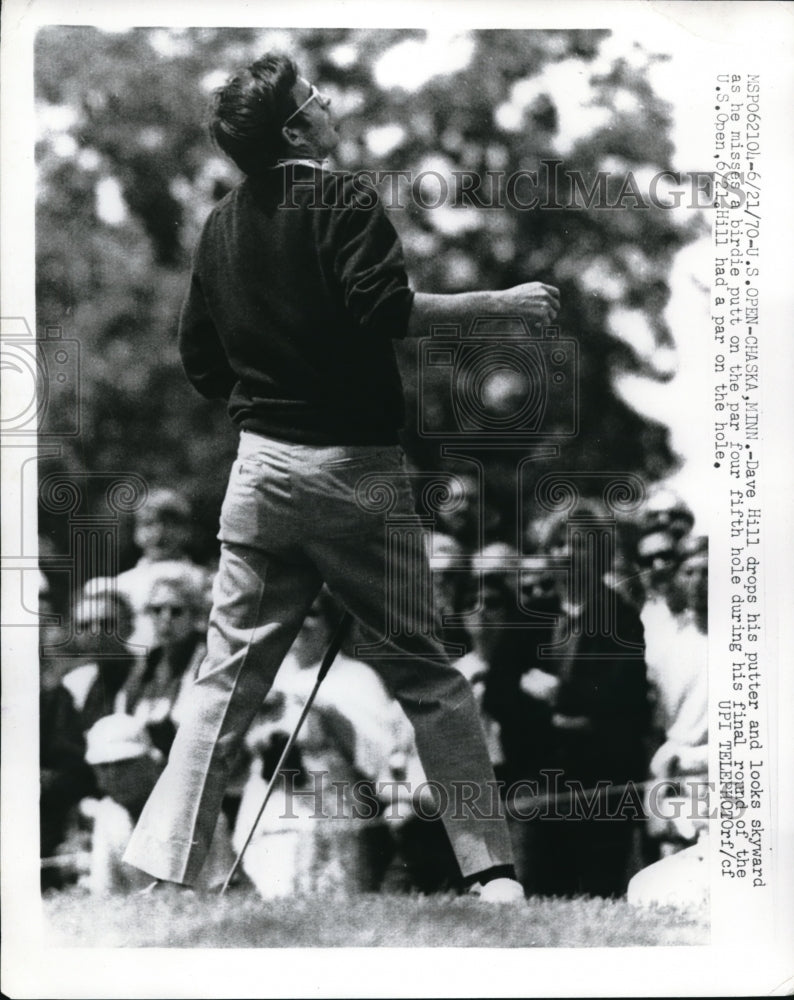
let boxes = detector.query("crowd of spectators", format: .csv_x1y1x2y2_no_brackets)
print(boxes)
39,478,708,900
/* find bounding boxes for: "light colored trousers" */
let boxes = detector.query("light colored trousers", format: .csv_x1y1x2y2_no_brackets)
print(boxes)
124,432,512,885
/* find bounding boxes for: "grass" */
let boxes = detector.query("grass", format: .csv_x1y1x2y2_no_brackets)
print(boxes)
42,885,708,949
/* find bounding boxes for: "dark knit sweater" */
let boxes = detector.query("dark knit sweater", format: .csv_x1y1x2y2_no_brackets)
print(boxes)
178,163,415,444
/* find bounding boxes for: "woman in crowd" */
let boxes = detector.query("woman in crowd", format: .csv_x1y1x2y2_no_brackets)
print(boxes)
118,568,207,755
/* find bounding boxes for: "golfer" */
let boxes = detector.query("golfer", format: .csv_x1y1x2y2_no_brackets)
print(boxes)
124,52,559,902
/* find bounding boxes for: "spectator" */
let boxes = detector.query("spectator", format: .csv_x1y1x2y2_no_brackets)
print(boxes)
60,588,139,733
427,531,470,655
630,491,693,644
119,567,250,831
636,529,680,601
233,690,367,899
627,831,709,910
488,529,650,897
80,714,165,895
456,543,525,772
117,568,208,756
40,600,96,888
112,488,210,651
286,589,462,895
637,487,694,544
479,562,557,888
434,469,501,550
234,591,396,897
282,590,400,785
635,529,683,688
482,563,558,786
668,534,708,634
608,518,648,611
38,540,71,673
644,536,708,855
38,568,64,690
80,713,234,894
450,546,559,891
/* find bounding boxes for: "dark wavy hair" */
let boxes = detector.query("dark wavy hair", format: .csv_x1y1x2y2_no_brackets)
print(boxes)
210,53,300,174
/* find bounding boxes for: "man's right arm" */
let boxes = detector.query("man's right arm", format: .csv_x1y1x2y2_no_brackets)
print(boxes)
178,271,237,401
407,283,560,339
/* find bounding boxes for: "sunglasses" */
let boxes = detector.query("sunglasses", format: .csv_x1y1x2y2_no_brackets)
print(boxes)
520,576,556,592
75,618,118,632
636,551,676,568
283,83,328,126
146,604,187,618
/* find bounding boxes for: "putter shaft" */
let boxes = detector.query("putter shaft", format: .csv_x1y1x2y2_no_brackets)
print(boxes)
220,611,352,894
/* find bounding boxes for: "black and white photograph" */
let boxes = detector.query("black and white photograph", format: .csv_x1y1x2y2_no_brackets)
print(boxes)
1,1,792,997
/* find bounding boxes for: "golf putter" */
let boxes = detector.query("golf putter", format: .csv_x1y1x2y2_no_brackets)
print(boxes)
220,609,353,894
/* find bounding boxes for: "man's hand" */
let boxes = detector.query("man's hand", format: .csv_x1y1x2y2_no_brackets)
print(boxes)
520,667,560,704
500,282,560,327
408,283,561,338
649,740,682,780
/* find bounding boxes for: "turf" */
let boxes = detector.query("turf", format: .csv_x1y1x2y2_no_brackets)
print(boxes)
42,885,708,949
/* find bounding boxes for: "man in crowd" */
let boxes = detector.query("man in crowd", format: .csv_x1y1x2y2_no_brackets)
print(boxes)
485,514,650,896
82,713,235,895
234,589,396,897
61,587,139,733
644,535,709,853
39,577,96,885
637,488,694,547
113,488,209,651
124,52,560,902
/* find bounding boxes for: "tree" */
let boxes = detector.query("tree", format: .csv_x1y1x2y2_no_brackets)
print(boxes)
35,26,698,566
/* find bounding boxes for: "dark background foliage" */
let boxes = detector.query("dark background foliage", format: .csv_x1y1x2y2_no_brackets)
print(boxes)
35,27,699,567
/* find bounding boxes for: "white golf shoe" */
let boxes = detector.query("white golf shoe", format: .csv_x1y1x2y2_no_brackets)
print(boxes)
469,877,526,903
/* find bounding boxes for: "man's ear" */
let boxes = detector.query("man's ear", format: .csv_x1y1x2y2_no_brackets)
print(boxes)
281,125,303,151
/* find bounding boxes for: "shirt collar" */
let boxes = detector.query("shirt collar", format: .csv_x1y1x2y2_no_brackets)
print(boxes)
276,158,327,170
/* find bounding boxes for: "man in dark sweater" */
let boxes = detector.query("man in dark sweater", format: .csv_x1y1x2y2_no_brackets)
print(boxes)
124,53,559,902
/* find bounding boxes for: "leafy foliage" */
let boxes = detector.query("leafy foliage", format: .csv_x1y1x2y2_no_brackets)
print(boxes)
35,27,697,565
